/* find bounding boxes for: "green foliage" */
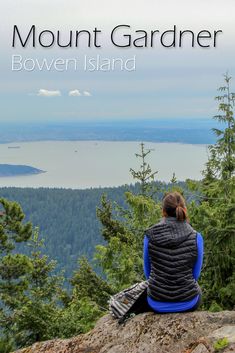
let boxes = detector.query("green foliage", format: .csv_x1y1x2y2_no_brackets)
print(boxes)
95,76,235,311
0,181,182,282
14,301,59,347
55,297,103,339
170,172,177,184
54,257,108,339
96,236,140,290
11,229,64,347
0,197,34,347
96,194,129,243
0,336,15,353
212,73,235,179
71,257,113,309
0,227,63,348
130,142,159,196
166,174,186,196
0,184,138,280
95,145,161,291
189,74,235,310
0,253,32,310
0,222,107,349
208,301,223,312
0,197,32,253
213,337,229,352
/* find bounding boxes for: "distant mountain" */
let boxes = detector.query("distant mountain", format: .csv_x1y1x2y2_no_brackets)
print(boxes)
0,164,45,177
0,119,221,144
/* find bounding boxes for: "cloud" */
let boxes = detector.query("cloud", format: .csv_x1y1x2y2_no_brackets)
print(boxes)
37,89,61,97
33,89,91,98
68,89,92,97
83,91,91,96
68,89,81,97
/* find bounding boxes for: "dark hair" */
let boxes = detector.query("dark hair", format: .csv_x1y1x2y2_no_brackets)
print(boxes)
162,192,187,221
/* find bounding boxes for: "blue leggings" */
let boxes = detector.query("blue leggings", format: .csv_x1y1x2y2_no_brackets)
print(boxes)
131,293,202,314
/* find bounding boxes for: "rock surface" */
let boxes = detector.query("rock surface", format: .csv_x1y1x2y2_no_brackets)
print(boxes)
14,311,235,353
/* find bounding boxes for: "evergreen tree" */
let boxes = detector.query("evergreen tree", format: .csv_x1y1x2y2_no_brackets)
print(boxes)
130,142,159,196
70,256,113,310
0,196,117,349
0,197,32,253
212,73,235,179
0,337,14,353
52,258,111,339
12,229,63,347
95,145,161,291
54,296,102,339
0,197,33,352
190,73,235,309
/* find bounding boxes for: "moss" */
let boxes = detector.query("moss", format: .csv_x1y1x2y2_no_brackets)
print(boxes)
208,301,223,312
213,337,229,352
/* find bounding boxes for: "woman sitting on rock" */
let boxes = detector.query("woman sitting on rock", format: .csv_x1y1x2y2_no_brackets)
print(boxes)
143,191,203,313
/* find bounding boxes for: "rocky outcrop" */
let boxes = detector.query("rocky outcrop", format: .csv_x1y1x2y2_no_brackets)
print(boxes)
14,311,235,353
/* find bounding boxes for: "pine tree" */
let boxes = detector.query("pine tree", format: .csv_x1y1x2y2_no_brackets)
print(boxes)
190,73,235,309
0,197,33,351
130,142,158,196
0,336,14,353
95,145,161,291
212,73,235,179
0,197,32,253
55,296,102,339
70,256,113,310
0,197,110,348
53,258,109,339
12,229,63,347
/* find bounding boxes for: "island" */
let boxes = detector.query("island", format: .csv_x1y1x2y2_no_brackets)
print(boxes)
0,164,46,177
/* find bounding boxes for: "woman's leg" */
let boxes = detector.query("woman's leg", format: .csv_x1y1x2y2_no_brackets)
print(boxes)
130,291,154,314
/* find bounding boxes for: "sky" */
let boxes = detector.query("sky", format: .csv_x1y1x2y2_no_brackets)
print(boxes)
0,0,235,122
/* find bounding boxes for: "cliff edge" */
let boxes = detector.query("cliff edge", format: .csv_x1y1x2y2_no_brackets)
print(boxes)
14,311,235,353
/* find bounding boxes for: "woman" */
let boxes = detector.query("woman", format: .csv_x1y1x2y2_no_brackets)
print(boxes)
143,191,203,313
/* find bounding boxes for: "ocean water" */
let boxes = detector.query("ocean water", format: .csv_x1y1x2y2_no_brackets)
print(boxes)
0,141,209,189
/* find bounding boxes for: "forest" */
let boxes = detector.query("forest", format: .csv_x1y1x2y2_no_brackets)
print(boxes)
0,181,193,281
0,74,234,352
0,183,142,279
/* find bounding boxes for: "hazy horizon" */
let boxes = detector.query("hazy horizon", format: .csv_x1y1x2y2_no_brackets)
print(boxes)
0,118,221,145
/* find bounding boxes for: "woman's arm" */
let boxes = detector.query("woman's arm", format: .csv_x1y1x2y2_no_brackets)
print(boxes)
193,232,204,281
143,235,151,279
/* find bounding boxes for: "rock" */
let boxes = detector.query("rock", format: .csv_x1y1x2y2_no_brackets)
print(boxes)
191,343,210,353
14,311,235,353
208,325,235,344
223,343,235,353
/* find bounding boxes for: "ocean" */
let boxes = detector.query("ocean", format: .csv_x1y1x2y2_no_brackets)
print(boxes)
0,141,209,189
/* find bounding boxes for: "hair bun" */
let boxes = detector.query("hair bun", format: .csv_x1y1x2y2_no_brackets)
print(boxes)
176,205,186,221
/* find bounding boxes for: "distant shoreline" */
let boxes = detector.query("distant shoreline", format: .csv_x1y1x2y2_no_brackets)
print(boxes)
0,164,46,177
0,139,210,147
0,119,218,145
